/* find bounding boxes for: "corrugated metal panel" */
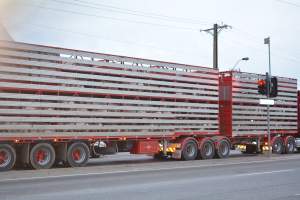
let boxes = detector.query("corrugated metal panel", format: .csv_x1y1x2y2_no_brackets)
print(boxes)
0,41,219,138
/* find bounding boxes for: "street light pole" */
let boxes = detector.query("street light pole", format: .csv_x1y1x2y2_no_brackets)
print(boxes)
264,37,272,157
232,57,249,71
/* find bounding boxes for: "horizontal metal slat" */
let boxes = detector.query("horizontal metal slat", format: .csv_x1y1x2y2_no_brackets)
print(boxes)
0,40,218,73
0,117,219,124
0,49,219,80
232,98,297,106
0,62,218,91
0,82,219,101
232,92,297,102
0,129,219,137
233,105,297,112
232,110,297,116
0,124,219,131
0,109,217,119
232,72,297,84
232,126,297,130
0,92,218,108
232,88,297,97
0,101,219,114
0,57,218,85
0,73,218,97
232,115,297,120
233,84,297,93
232,121,297,125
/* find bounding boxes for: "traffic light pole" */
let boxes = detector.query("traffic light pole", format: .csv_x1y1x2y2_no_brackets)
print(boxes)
265,37,272,157
266,73,271,157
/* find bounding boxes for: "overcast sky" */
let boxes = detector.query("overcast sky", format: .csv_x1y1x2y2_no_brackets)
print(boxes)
0,0,299,87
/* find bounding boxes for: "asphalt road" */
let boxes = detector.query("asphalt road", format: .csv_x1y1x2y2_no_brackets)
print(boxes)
1,152,300,200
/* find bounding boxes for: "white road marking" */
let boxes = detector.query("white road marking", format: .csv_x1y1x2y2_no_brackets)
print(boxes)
0,156,298,183
234,169,295,177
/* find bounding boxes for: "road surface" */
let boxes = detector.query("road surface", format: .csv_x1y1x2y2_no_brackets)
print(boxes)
1,152,300,200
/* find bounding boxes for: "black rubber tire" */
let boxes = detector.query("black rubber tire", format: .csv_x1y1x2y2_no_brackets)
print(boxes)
67,142,90,167
284,136,295,154
30,143,56,170
0,144,16,171
198,140,215,159
272,137,284,154
181,140,198,161
215,139,230,158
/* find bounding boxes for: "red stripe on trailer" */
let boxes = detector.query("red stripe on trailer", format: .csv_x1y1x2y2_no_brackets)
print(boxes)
219,74,232,138
0,131,221,142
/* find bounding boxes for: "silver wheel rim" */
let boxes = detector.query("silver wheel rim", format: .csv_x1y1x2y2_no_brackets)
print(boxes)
204,143,213,156
0,149,12,168
274,141,282,153
72,146,87,164
287,141,294,152
35,148,51,166
220,142,229,156
186,143,196,157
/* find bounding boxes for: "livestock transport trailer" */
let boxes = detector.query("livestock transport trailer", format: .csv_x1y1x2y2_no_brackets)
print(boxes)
0,40,298,171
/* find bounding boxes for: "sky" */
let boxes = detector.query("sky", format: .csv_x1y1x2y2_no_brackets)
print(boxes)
0,0,299,88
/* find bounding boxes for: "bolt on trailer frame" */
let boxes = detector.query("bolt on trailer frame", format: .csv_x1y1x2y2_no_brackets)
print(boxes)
219,71,298,153
0,40,222,170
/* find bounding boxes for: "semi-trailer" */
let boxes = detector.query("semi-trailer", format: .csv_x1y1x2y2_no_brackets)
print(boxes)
0,40,298,171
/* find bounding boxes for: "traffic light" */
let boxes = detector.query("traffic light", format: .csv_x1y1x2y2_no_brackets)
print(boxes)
257,76,278,98
258,79,266,95
269,77,278,98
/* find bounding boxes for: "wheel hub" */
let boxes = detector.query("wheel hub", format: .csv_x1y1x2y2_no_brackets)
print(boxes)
72,150,81,161
72,148,86,163
35,149,50,166
204,143,212,156
186,144,196,157
0,149,11,167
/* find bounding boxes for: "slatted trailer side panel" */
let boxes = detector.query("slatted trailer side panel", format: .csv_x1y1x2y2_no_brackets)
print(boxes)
0,40,219,140
298,91,300,134
219,71,298,137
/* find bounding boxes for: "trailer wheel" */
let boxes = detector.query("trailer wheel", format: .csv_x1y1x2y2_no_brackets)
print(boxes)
181,139,198,161
0,144,16,171
272,137,284,154
284,136,295,154
30,143,55,169
199,139,215,159
215,139,230,158
67,142,90,167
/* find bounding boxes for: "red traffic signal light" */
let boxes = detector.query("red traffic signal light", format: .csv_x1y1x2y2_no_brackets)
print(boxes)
257,76,278,98
258,79,266,95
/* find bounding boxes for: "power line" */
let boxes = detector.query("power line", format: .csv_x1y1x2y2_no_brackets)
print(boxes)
275,0,300,7
232,28,300,63
21,2,199,32
22,22,203,58
68,0,212,25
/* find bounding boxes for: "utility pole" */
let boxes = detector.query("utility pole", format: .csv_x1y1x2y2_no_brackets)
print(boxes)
201,23,231,69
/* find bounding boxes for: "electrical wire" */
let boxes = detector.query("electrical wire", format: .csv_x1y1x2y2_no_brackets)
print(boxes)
70,0,212,25
23,22,203,58
275,0,300,8
21,2,199,32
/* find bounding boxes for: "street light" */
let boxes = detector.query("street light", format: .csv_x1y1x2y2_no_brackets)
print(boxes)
231,57,249,71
